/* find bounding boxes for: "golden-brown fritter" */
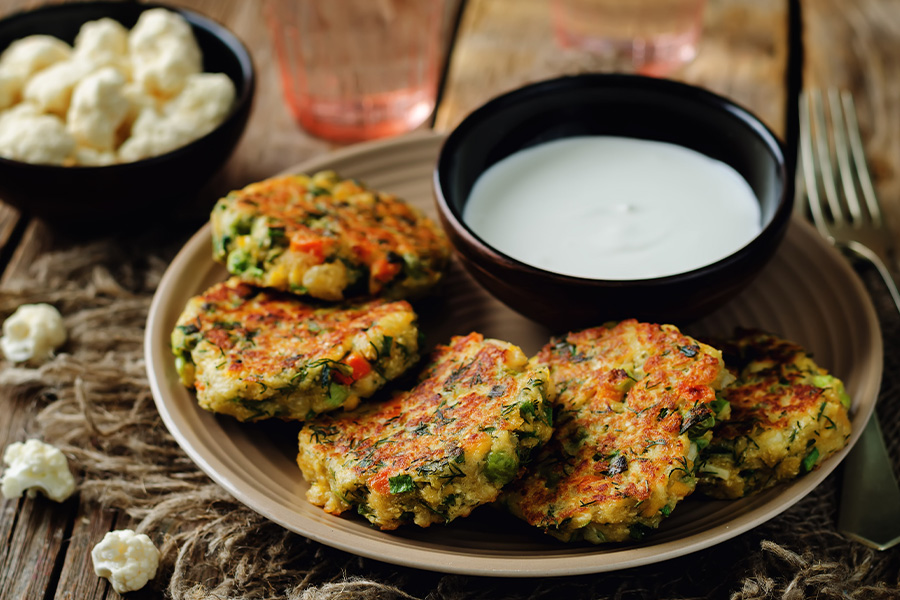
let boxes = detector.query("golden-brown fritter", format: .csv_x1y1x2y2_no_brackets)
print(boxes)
501,320,732,543
296,332,554,530
171,278,420,422
210,170,450,301
697,329,852,499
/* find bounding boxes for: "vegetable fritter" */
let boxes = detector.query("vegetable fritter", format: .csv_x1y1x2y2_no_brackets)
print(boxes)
697,329,852,499
501,320,732,543
210,170,451,301
296,332,555,530
171,278,420,422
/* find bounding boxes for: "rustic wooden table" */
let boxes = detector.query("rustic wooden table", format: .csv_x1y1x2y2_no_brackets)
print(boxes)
1,0,899,598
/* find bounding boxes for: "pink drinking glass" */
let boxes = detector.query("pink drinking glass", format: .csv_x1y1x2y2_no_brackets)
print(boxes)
265,0,445,143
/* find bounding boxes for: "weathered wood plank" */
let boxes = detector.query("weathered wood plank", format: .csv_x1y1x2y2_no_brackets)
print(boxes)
0,204,23,260
435,0,789,138
0,362,61,597
802,0,900,249
52,505,118,600
0,495,75,600
0,219,53,285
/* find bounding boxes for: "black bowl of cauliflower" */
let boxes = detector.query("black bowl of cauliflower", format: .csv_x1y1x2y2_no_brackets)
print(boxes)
0,2,255,230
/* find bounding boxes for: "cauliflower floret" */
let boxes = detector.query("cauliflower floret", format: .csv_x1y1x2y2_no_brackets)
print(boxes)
117,72,234,162
22,59,94,116
0,100,40,125
0,303,67,363
119,80,160,131
116,106,168,162
75,145,117,166
91,530,160,594
0,108,74,165
1,439,75,502
66,67,130,151
73,17,130,76
0,34,71,78
164,72,235,126
129,8,201,99
0,65,25,110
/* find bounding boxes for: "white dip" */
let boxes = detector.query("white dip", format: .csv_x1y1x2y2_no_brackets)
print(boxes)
462,136,762,280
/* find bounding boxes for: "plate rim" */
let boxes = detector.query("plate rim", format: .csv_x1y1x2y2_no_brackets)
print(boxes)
145,130,883,577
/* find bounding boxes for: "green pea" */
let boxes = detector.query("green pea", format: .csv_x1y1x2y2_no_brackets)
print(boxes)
484,450,517,485
227,249,251,273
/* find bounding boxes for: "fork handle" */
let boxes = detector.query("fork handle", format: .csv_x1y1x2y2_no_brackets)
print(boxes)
836,241,900,550
838,416,900,550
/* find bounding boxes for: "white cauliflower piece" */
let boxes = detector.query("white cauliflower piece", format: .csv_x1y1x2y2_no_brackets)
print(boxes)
0,100,40,125
0,65,25,110
164,72,234,126
129,8,201,99
73,17,130,75
116,106,169,162
0,34,71,78
1,439,75,502
91,530,160,594
75,145,117,166
66,67,129,151
120,80,159,131
22,59,94,116
118,72,233,162
0,303,67,363
0,108,74,164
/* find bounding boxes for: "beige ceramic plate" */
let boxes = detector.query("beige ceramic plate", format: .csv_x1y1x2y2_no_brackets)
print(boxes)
146,131,882,577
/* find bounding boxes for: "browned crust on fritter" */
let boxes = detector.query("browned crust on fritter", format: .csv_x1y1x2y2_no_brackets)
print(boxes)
502,320,730,543
296,332,554,530
171,278,420,421
210,171,450,300
697,328,852,498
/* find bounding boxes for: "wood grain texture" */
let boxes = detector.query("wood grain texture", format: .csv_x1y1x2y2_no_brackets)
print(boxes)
51,507,118,600
802,0,900,251
434,0,789,137
0,495,76,600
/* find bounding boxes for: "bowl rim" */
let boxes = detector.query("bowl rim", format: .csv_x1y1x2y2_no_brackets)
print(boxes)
0,0,256,172
434,73,793,287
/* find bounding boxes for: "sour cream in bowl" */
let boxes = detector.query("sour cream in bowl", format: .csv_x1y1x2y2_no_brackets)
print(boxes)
434,74,791,332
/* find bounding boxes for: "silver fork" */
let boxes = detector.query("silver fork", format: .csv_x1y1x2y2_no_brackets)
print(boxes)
799,88,900,550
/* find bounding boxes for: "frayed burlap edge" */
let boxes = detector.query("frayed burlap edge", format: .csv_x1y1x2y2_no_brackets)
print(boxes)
1,233,898,600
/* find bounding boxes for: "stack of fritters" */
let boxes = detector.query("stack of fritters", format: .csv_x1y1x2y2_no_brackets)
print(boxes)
210,170,451,301
697,329,852,499
296,333,554,529
500,320,732,543
173,172,451,422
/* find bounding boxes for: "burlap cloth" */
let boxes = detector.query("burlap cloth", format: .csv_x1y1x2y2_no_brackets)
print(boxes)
3,226,899,599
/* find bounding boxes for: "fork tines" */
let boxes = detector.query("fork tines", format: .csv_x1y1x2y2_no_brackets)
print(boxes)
799,89,883,230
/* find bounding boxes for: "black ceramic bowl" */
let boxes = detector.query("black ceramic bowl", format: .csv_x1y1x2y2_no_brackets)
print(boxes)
0,1,255,230
434,74,791,332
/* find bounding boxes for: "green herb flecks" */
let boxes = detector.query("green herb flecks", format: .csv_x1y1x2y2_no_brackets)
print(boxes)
801,446,820,472
309,424,339,444
389,474,415,494
678,344,700,358
327,382,349,407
